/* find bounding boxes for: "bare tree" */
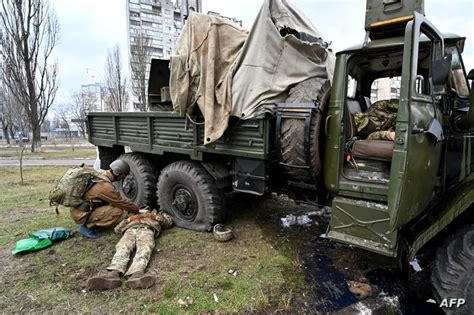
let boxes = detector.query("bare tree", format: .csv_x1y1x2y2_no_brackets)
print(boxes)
0,0,59,152
1,88,28,144
2,86,28,183
70,91,96,137
0,88,10,145
57,107,72,140
104,44,128,112
130,31,152,111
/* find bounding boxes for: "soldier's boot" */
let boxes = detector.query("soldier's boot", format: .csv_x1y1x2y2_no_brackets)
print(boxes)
87,270,122,291
124,271,156,289
77,225,100,239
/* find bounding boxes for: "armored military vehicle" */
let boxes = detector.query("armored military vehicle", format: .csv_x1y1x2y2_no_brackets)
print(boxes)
87,0,473,311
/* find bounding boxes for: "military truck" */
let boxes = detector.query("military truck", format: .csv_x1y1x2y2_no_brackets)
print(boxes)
87,0,473,311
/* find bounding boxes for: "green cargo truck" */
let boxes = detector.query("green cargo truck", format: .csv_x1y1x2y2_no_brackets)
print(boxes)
87,1,473,311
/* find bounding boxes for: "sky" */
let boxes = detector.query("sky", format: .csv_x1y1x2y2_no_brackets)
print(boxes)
50,0,474,108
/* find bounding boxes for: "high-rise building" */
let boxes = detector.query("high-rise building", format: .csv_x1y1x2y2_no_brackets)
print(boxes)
81,82,106,112
126,0,202,110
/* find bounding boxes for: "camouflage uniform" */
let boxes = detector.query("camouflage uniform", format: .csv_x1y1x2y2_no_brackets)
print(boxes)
354,99,399,140
70,170,139,229
107,211,173,276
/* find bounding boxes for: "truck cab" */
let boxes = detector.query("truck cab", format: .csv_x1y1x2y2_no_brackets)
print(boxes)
324,3,473,257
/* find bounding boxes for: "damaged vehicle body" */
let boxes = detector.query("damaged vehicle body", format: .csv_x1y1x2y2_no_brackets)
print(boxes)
87,0,473,311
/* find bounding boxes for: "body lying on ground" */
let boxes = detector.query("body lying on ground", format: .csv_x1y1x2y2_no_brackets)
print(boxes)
87,210,174,290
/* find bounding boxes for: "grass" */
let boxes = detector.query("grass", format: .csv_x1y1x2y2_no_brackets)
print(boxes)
0,138,95,159
0,166,307,313
0,147,96,159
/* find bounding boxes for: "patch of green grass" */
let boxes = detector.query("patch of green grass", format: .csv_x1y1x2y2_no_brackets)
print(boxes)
0,166,306,313
163,285,176,299
0,147,96,159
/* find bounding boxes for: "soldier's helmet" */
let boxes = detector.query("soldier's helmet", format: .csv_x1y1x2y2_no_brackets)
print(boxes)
109,159,130,175
213,224,234,242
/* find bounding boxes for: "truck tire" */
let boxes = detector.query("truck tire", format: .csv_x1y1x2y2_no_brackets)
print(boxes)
431,225,474,315
280,77,330,181
116,153,156,208
157,161,224,232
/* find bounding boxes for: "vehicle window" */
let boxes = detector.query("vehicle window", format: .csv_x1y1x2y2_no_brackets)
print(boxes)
415,28,439,97
370,77,401,102
448,46,469,97
347,75,357,99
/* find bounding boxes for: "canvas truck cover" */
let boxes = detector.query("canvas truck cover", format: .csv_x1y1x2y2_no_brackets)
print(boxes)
170,14,248,144
170,0,334,145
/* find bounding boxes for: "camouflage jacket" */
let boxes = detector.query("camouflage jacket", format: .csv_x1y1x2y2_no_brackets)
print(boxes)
354,99,399,139
114,211,173,236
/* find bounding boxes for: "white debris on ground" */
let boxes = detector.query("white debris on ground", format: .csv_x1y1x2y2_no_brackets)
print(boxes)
280,214,313,227
409,259,423,272
353,302,372,315
177,297,193,307
380,295,400,309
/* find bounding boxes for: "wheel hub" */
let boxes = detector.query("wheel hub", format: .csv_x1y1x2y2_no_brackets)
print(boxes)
172,187,197,220
122,174,137,199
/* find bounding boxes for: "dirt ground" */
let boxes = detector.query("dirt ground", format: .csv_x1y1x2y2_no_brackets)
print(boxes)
0,167,304,312
0,166,444,313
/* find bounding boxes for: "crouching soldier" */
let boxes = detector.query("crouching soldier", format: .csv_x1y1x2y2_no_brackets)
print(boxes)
87,210,174,290
71,159,139,238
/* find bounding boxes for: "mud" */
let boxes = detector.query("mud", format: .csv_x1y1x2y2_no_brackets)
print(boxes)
247,193,444,314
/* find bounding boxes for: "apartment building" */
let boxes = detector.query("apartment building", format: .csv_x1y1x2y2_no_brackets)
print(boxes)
81,82,106,112
126,0,202,109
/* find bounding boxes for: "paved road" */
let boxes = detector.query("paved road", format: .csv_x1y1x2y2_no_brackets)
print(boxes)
0,158,95,166
0,143,94,148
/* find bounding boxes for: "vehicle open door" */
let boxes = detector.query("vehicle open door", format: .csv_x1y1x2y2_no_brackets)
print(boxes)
387,12,447,230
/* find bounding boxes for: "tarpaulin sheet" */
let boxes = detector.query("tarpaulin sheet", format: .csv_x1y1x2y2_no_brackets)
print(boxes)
231,0,335,119
170,14,248,144
170,0,334,144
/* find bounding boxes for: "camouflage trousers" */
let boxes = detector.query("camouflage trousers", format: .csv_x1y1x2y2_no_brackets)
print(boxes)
107,226,155,276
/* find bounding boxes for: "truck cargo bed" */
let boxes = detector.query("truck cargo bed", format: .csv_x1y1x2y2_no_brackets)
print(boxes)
87,112,272,160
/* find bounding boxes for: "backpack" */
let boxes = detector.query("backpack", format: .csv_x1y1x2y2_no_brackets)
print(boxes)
49,167,105,214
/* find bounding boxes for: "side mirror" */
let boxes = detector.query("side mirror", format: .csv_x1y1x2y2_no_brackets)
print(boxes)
467,69,474,80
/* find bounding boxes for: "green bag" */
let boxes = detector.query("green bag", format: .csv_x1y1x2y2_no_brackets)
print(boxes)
12,227,73,255
12,238,53,255
30,227,73,242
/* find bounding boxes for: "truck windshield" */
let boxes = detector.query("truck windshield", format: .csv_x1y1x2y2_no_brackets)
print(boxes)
447,46,469,98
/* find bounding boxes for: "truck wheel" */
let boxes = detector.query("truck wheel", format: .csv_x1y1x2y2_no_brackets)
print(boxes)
157,161,224,232
280,77,330,181
116,153,156,208
431,225,474,315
